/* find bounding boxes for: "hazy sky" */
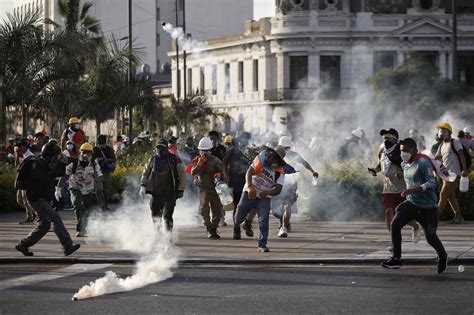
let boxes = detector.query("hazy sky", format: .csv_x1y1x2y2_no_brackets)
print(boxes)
0,0,275,21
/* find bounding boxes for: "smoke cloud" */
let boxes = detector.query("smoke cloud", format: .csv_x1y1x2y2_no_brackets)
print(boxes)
72,176,199,300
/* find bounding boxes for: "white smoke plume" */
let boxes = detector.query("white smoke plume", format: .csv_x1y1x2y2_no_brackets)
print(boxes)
71,176,199,300
161,22,206,53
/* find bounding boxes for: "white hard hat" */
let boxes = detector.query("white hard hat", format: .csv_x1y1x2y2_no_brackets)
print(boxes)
351,129,364,139
278,136,292,148
463,127,471,134
198,137,213,150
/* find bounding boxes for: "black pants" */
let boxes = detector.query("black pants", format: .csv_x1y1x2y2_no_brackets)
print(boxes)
391,201,446,259
150,196,176,231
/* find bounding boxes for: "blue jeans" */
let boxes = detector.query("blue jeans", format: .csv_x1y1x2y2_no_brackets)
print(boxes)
234,192,271,247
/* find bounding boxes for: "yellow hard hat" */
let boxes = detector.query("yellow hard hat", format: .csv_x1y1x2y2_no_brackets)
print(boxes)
224,135,233,144
68,117,80,125
436,122,453,133
80,142,93,152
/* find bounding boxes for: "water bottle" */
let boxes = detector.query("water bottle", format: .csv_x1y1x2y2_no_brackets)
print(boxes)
459,176,469,193
312,176,318,186
214,179,233,205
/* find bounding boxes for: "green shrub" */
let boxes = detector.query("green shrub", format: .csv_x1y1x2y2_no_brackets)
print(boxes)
0,164,21,212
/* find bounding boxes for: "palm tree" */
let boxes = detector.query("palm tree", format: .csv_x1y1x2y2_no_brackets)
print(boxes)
47,0,101,35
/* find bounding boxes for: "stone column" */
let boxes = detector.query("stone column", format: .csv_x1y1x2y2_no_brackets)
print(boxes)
439,51,447,78
276,52,289,89
397,51,405,66
447,52,453,79
308,53,321,87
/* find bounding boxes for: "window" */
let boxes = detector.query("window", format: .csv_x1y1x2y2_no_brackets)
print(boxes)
373,51,396,72
187,68,193,95
224,63,230,94
320,56,341,89
156,7,160,20
289,56,308,89
211,65,217,95
238,61,244,93
200,66,205,92
253,60,259,91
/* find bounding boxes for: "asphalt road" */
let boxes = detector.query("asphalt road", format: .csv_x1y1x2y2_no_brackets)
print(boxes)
0,263,473,314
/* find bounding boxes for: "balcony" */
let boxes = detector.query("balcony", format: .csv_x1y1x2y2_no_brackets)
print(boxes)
264,88,351,101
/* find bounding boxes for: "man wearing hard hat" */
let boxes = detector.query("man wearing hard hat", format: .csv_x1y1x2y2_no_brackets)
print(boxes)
435,122,468,223
191,137,225,239
60,117,86,153
58,143,103,237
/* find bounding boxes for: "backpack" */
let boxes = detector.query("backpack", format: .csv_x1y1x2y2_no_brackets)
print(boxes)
14,156,36,190
451,140,472,170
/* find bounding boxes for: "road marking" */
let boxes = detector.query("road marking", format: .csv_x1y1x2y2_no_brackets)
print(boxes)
0,263,111,291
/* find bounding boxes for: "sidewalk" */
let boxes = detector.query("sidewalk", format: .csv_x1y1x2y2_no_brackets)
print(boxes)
1,211,473,264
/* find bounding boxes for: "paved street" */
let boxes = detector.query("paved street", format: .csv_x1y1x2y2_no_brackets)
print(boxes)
0,263,473,314
0,211,473,262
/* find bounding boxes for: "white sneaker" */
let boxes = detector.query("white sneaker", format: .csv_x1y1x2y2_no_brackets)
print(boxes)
412,226,421,243
278,227,288,238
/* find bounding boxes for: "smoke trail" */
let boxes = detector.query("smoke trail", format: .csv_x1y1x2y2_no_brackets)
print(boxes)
161,22,206,52
71,175,197,300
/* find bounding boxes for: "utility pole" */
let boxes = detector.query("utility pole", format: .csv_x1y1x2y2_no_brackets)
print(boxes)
183,0,187,98
452,0,459,85
128,0,133,145
175,0,180,99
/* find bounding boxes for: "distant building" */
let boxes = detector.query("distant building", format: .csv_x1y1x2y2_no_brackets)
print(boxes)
173,0,474,134
13,0,253,83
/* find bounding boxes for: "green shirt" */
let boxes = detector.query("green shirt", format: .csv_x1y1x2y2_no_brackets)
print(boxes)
192,155,223,191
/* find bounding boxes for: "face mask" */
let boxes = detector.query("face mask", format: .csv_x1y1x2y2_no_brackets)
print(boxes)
401,151,412,163
79,153,91,162
438,129,448,141
67,144,74,151
200,150,211,157
384,140,396,149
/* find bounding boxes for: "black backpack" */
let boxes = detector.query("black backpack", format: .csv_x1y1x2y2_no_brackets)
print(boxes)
451,140,472,170
14,156,36,190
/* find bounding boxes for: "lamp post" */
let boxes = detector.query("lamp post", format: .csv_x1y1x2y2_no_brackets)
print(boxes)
175,0,180,100
128,0,133,146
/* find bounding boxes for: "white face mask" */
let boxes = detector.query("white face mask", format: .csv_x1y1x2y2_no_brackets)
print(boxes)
401,151,412,163
67,144,74,151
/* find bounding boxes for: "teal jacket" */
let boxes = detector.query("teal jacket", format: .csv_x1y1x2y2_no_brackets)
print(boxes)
401,156,438,208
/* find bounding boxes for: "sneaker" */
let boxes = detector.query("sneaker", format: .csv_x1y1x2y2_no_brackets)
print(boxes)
233,226,241,240
15,244,33,256
381,257,402,269
19,218,35,225
207,228,213,239
412,226,421,243
278,227,288,238
257,245,270,253
64,244,81,256
243,221,254,237
219,217,227,227
450,217,465,224
210,231,221,240
75,231,83,237
437,254,448,274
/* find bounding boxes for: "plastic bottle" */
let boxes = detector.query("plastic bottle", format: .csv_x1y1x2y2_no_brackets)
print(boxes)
312,176,318,186
458,265,465,273
214,179,233,205
460,176,469,193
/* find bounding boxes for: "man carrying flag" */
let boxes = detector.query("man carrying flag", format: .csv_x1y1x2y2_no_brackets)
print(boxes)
233,146,296,253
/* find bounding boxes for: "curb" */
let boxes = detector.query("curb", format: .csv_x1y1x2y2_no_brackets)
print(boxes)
1,257,473,265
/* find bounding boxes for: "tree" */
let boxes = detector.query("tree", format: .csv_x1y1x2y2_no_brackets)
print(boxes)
170,92,226,136
47,0,101,35
369,54,454,120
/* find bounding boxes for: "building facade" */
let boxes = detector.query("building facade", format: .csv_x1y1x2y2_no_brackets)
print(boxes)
12,0,253,81
173,0,474,135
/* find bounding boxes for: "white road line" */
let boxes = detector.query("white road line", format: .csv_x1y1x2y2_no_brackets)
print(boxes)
0,263,112,291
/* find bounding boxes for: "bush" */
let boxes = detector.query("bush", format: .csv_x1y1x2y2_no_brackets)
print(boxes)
0,164,21,212
299,160,384,221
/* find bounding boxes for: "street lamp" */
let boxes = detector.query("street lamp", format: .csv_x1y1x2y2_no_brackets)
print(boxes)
128,0,133,148
452,0,458,85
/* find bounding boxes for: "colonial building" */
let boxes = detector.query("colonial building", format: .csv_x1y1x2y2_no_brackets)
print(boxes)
172,0,474,135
